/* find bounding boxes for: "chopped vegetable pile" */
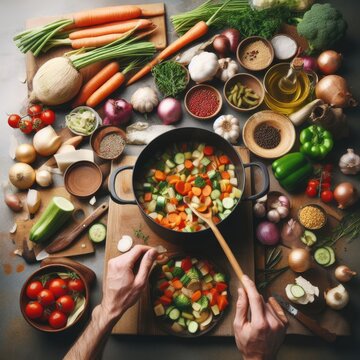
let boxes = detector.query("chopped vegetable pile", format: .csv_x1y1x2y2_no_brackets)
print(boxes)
152,256,229,335
137,143,242,232
65,107,97,136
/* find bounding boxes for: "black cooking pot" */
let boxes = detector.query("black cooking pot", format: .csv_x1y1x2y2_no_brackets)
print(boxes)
109,128,269,241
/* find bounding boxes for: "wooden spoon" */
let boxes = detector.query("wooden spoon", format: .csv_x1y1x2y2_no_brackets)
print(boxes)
183,196,244,282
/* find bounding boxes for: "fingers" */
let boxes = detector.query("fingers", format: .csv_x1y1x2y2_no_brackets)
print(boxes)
241,275,265,324
134,248,158,288
121,245,153,267
268,297,288,326
234,287,248,328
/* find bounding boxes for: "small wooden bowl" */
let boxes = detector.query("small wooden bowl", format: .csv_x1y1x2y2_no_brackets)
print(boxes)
237,36,274,71
90,125,127,160
223,73,264,112
298,204,328,230
64,160,103,198
242,110,296,159
184,84,222,120
20,264,89,333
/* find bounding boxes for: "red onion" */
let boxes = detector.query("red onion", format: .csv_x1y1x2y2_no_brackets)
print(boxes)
299,55,318,72
103,99,132,126
213,35,230,58
157,98,182,125
256,221,280,246
221,29,241,53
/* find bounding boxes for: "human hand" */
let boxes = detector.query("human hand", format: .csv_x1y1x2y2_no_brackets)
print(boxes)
233,275,288,360
101,245,158,322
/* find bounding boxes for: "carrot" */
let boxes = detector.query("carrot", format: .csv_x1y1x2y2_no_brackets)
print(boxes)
197,205,208,213
191,187,202,197
219,155,230,165
167,175,180,185
221,171,230,180
203,146,214,156
140,7,165,17
191,290,202,302
168,213,181,224
72,61,120,108
73,5,142,28
69,19,153,40
154,170,166,181
169,198,178,205
85,72,125,108
212,216,220,224
144,192,152,202
172,279,183,290
70,33,130,49
202,185,212,197
175,181,191,196
184,159,194,170
180,212,187,220
226,184,233,193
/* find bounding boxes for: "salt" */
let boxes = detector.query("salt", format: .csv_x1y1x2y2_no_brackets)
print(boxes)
271,35,298,60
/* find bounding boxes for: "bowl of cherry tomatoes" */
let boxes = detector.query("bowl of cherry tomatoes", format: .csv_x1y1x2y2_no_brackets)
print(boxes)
20,264,89,332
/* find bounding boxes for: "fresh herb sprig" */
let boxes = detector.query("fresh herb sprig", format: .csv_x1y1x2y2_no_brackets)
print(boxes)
133,225,150,245
151,61,188,98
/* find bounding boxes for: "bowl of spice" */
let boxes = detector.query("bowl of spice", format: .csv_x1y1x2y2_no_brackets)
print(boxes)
184,84,222,120
223,73,264,112
270,34,298,61
237,36,274,72
298,204,327,230
90,126,127,161
242,110,296,159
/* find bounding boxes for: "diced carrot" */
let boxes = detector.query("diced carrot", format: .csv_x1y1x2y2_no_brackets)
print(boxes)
172,279,183,290
177,205,186,212
203,146,214,156
191,290,202,302
226,184,232,193
175,181,191,195
168,213,181,224
219,155,230,165
202,185,212,197
159,281,169,291
192,187,202,196
154,170,166,181
221,171,230,180
159,295,172,306
169,197,178,205
144,192,152,202
223,192,230,198
197,205,207,213
217,294,229,311
216,282,228,293
167,175,180,184
180,212,187,220
184,159,194,170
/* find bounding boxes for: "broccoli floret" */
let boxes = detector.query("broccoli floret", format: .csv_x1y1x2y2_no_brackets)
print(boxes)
297,3,347,53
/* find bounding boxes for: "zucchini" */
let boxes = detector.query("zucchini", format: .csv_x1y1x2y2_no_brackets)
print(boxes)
30,197,74,243
222,197,235,209
324,246,336,267
290,284,305,298
211,189,221,200
165,159,176,168
169,308,180,321
314,247,331,266
88,223,107,243
213,273,226,283
187,320,199,334
174,153,185,165
200,157,211,166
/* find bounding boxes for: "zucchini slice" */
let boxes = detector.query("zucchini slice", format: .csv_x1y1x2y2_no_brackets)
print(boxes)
314,247,331,266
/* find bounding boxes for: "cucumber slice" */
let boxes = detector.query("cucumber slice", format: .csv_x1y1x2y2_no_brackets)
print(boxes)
174,153,185,165
165,159,176,168
222,197,235,209
88,223,107,243
169,308,180,321
301,230,317,247
210,189,221,200
166,306,175,317
187,320,199,334
290,284,306,298
324,246,336,267
314,247,331,266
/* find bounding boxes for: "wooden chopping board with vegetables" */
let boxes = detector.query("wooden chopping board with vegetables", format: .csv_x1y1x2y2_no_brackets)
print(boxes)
104,147,255,336
255,165,351,336
25,3,167,91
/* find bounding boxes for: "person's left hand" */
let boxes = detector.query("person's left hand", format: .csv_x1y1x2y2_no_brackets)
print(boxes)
100,245,158,322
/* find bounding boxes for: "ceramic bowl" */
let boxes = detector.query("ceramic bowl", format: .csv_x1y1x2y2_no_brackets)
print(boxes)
298,204,328,230
242,110,296,159
65,106,102,136
20,264,89,332
223,73,265,112
184,84,222,120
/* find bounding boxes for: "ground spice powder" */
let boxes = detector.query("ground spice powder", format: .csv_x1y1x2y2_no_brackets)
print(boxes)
187,87,219,117
240,40,272,70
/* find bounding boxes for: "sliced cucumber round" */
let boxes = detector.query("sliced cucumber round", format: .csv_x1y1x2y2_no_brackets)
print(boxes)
88,223,107,243
314,247,331,266
324,246,336,267
169,308,180,321
290,284,306,299
187,320,199,334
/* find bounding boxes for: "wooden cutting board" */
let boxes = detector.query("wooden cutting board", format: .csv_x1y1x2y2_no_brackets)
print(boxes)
256,166,351,336
13,187,95,259
104,147,255,336
25,3,167,92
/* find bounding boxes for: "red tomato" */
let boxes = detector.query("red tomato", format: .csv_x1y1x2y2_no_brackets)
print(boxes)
37,289,55,306
26,280,44,300
321,190,334,203
25,301,43,319
68,278,85,293
307,179,319,188
56,295,75,314
305,185,317,198
48,278,68,298
40,109,56,125
8,114,21,128
32,117,45,132
321,182,331,190
49,310,67,329
19,119,33,134
28,104,43,116
203,146,214,156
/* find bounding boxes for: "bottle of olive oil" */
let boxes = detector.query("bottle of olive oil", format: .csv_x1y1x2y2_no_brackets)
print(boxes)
264,58,311,115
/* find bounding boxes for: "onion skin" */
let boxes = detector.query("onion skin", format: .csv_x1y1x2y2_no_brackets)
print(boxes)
317,50,342,75
157,98,182,125
213,35,230,58
221,29,241,53
4,193,23,212
256,221,280,246
333,182,358,209
8,163,35,190
288,248,311,273
15,144,36,164
315,75,358,108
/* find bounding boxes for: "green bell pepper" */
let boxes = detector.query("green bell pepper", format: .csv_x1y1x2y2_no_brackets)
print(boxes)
272,152,313,193
299,125,334,160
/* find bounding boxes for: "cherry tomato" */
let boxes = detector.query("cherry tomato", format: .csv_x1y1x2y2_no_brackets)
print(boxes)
321,170,331,183
39,308,52,323
40,109,56,125
8,114,21,128
321,182,331,190
49,310,67,329
37,289,55,306
56,295,75,314
32,117,45,132
19,119,33,134
48,278,68,298
307,179,319,188
305,185,317,198
68,278,85,293
321,190,334,203
26,280,44,300
28,104,43,116
25,301,43,319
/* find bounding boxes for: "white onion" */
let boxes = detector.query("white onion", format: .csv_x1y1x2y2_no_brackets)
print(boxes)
8,163,35,190
157,98,182,125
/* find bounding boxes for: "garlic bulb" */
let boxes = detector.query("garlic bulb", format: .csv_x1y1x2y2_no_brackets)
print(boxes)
130,87,159,113
36,169,53,187
188,52,219,83
339,149,360,175
216,58,239,82
213,114,241,144
324,284,349,310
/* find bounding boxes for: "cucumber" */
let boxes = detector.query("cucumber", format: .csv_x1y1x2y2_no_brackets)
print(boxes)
166,306,175,317
143,182,152,192
201,157,211,166
324,246,336,267
177,317,186,327
222,197,235,209
156,196,166,211
172,267,184,278
169,308,180,321
174,153,185,165
187,320,199,334
30,197,74,243
290,284,305,298
165,159,176,168
211,189,221,200
207,170,217,180
88,223,107,243
314,247,331,266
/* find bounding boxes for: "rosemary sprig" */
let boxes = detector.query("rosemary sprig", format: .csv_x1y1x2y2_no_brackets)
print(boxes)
133,225,150,245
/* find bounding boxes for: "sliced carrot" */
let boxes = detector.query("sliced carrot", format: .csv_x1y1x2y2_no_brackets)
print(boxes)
177,205,186,212
221,171,230,180
197,205,208,213
144,192,152,202
169,197,178,205
202,185,212,197
183,182,192,195
191,290,202,302
180,211,187,220
203,146,214,156
184,159,194,170
219,155,230,165
167,175,180,184
154,170,166,181
223,192,230,198
191,187,202,196
226,184,233,193
172,279,183,290
168,213,180,224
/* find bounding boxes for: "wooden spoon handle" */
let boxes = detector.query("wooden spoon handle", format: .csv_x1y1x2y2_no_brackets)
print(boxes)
209,222,244,282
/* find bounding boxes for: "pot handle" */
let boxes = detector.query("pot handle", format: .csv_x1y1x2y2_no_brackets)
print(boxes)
108,165,137,205
242,162,269,201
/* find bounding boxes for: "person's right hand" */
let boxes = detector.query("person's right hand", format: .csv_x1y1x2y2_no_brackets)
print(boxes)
100,245,158,322
233,275,288,360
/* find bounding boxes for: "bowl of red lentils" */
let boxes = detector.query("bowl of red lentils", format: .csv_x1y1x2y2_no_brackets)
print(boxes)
298,204,327,230
184,84,222,120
